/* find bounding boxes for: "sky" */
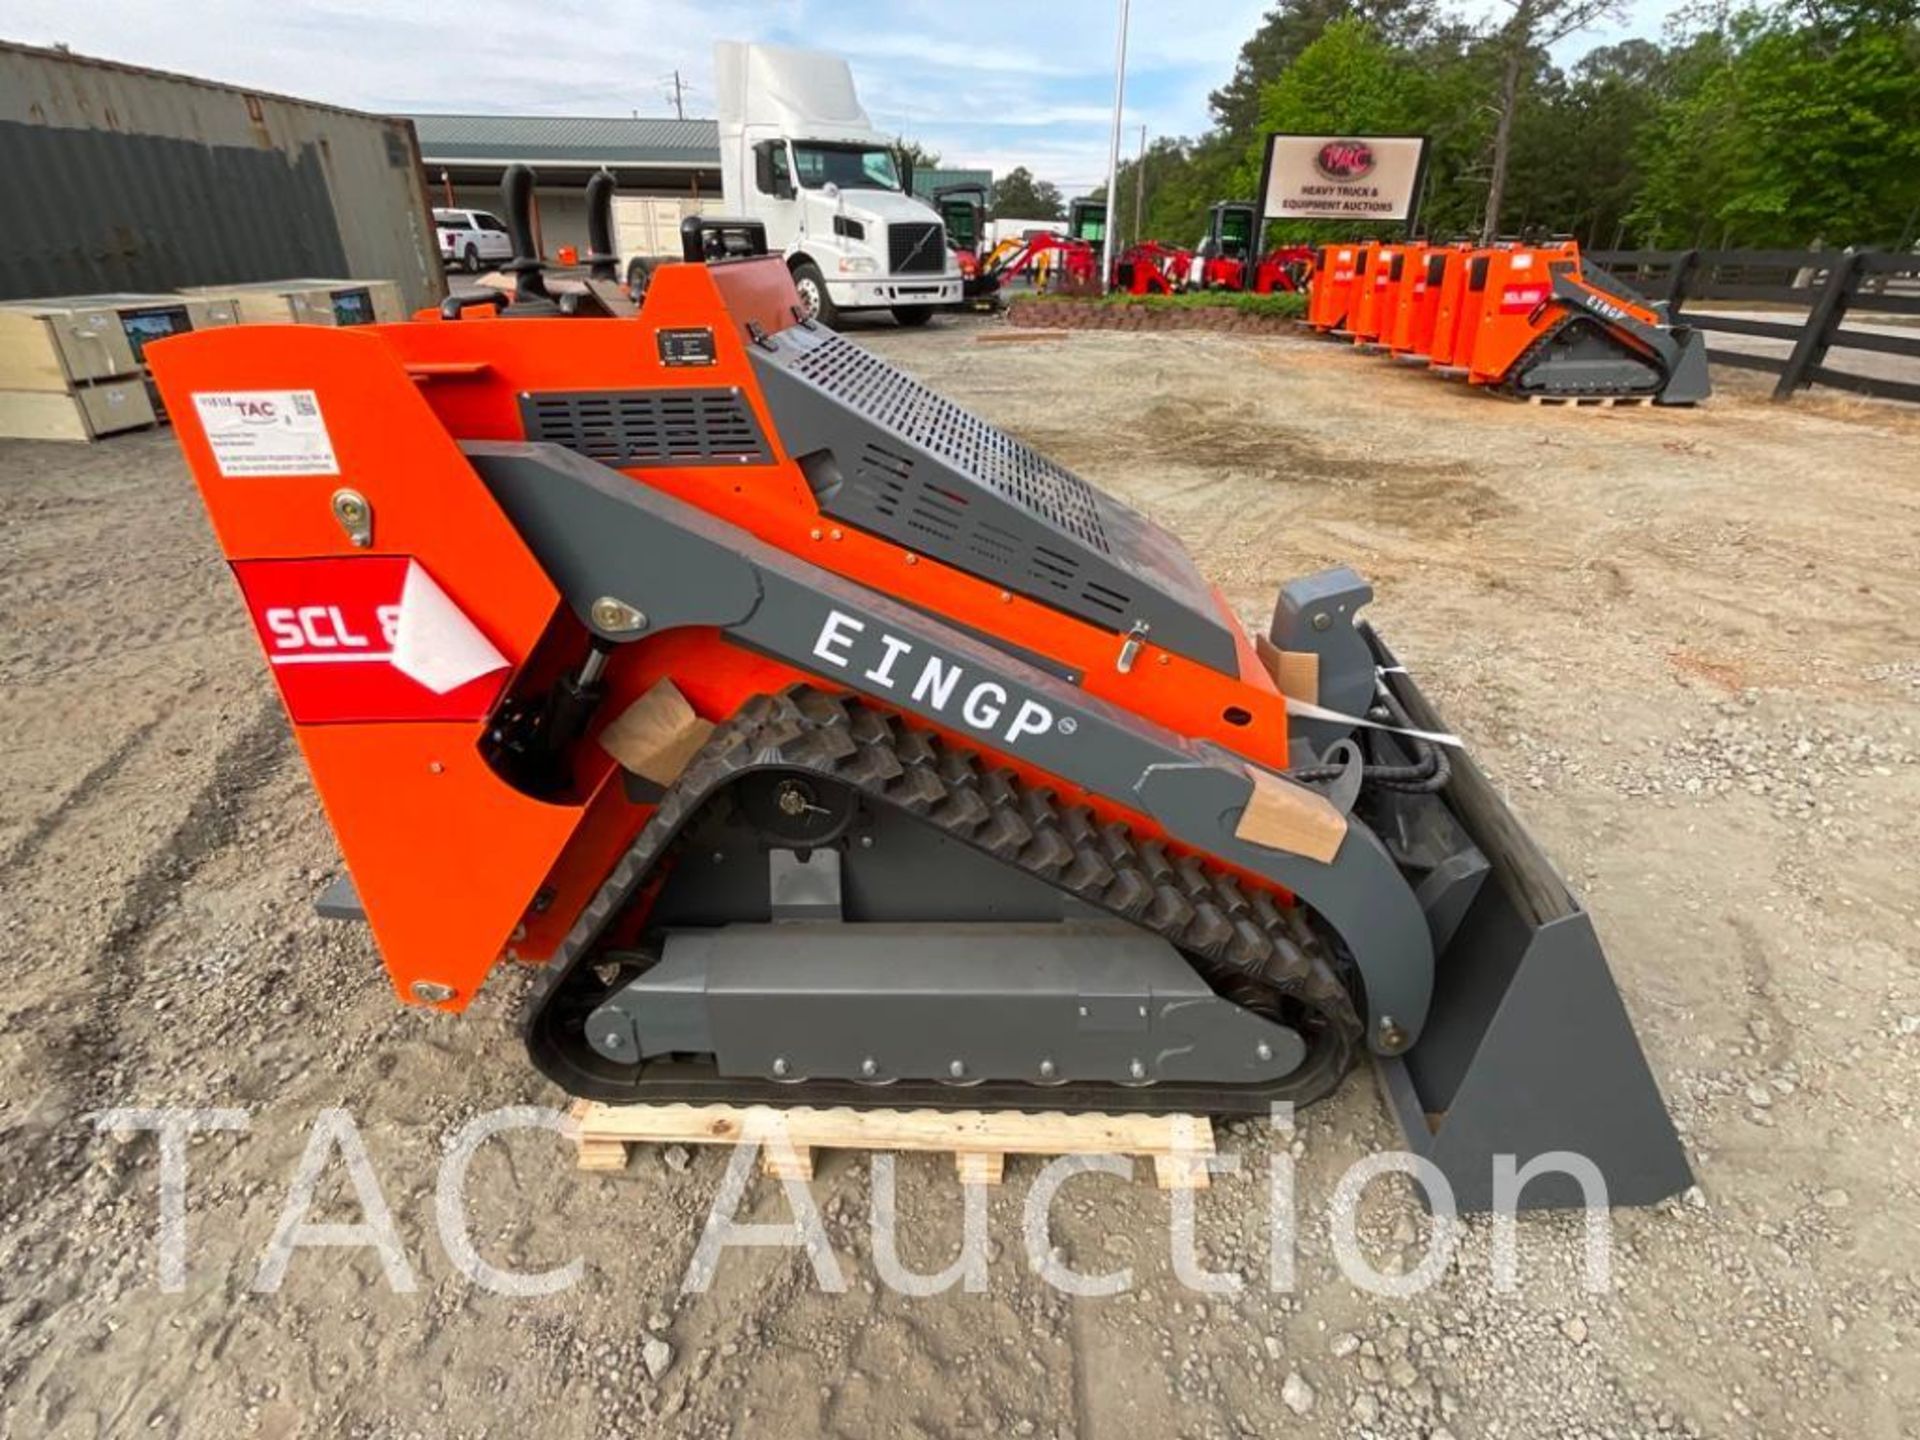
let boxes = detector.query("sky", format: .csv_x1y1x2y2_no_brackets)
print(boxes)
5,0,1673,197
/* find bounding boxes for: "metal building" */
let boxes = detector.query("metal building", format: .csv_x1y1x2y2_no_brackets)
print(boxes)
408,115,721,259
0,41,444,312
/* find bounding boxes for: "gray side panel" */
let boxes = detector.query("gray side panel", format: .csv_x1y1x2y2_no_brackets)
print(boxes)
591,922,1306,1085
653,802,1073,927
748,324,1241,674
466,439,1435,1052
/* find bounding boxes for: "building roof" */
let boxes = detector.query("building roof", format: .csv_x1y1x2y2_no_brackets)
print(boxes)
406,114,719,168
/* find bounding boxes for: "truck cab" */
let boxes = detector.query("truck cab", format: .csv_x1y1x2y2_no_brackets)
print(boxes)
1067,197,1107,247
933,183,988,260
1193,201,1259,289
715,42,959,327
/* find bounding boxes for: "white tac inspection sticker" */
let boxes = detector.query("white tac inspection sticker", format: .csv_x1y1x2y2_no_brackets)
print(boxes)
192,390,340,478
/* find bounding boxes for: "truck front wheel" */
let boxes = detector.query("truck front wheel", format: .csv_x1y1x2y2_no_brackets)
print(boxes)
627,257,653,304
891,306,934,327
791,260,837,326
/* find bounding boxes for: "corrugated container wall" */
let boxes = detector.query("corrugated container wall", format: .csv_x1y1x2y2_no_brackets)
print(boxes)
0,42,445,312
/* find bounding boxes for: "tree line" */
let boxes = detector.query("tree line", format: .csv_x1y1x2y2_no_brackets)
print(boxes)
1044,0,1920,253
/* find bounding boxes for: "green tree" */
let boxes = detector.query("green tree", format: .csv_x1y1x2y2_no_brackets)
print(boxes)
990,166,1066,220
892,138,942,170
1110,135,1211,245
1100,0,1920,258
1630,8,1920,246
1477,0,1620,239
1210,0,1443,141
1246,18,1464,239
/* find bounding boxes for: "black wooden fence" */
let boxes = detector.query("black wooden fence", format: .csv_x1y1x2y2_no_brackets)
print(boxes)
1589,249,1920,404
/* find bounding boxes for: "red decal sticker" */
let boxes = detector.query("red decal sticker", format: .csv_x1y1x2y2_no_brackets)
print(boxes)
232,557,510,724
1499,285,1550,314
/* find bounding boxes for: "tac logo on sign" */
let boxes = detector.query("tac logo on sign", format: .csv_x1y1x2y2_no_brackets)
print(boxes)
1312,141,1376,182
231,556,510,724
200,393,301,424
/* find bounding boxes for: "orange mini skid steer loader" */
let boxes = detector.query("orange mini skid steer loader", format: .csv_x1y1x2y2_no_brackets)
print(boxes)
1305,243,1367,331
1379,243,1432,358
1343,242,1403,343
1459,242,1710,404
150,167,1690,1211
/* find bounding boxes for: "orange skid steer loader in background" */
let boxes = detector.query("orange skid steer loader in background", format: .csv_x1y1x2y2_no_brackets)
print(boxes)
1459,242,1711,404
1342,242,1403,343
1306,243,1368,331
1421,245,1477,369
149,165,1691,1211
1379,243,1431,357
1388,243,1456,361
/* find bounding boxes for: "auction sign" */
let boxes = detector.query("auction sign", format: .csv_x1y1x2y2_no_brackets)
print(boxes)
1254,134,1430,228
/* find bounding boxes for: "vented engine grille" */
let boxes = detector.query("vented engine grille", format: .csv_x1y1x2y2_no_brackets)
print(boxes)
888,222,947,276
789,335,1109,553
520,389,770,468
749,326,1238,673
839,436,1134,622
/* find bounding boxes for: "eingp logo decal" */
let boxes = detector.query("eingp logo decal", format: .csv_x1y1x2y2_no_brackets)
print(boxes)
809,609,1065,746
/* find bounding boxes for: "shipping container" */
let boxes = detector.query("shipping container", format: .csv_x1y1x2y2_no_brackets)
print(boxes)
0,41,445,314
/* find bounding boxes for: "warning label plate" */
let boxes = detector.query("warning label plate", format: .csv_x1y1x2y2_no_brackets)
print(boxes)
192,390,340,477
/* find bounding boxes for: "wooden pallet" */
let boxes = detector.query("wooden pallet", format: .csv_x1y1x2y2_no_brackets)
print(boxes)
569,1099,1216,1189
1522,392,1656,408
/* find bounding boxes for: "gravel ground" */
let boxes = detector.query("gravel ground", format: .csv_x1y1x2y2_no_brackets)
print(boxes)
2,314,1917,1439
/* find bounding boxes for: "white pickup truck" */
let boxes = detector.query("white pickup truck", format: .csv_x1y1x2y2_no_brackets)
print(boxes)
712,42,960,327
433,208,515,273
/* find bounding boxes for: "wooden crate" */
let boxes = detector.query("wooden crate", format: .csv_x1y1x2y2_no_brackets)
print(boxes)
569,1100,1216,1189
0,294,238,392
0,378,157,442
184,278,403,327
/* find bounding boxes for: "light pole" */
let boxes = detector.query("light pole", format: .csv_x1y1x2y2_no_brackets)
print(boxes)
1100,0,1132,294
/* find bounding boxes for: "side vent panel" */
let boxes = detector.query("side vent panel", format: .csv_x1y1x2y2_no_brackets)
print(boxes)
521,389,771,468
752,327,1239,674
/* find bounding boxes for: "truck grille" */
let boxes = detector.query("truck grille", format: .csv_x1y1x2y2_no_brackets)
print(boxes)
888,222,946,276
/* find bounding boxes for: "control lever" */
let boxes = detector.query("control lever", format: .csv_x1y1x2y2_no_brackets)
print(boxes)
500,163,556,309
583,168,620,283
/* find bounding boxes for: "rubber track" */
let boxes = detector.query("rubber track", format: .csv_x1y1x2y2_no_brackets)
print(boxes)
1501,311,1663,399
522,686,1362,1108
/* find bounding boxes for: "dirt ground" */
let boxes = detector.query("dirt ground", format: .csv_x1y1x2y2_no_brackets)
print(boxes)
3,315,1918,1440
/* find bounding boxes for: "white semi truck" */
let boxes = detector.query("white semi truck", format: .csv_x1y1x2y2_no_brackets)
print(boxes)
713,41,960,327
